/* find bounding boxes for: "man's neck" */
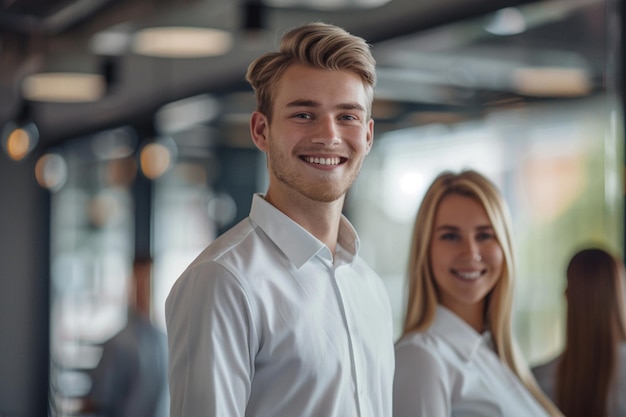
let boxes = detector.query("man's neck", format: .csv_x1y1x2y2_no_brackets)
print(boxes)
264,190,344,255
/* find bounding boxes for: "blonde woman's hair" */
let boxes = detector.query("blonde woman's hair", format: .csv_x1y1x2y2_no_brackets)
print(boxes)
245,22,376,121
556,247,626,417
402,170,563,417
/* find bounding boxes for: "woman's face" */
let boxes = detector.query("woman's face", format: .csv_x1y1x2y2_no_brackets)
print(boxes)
429,193,504,319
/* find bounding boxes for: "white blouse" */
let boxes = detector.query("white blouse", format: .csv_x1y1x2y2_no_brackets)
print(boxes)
394,305,549,417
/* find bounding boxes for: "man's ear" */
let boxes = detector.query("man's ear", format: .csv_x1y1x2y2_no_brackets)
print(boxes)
250,111,270,152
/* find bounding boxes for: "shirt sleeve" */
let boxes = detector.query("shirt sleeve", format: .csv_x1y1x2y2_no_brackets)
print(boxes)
165,261,256,417
393,339,450,417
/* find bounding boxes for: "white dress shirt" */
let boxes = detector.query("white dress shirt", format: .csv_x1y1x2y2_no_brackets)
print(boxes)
532,343,626,417
166,194,394,417
393,305,549,417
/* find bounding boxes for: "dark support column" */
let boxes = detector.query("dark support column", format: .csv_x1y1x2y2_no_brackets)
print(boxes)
133,121,155,258
0,153,50,417
133,170,153,259
214,146,263,237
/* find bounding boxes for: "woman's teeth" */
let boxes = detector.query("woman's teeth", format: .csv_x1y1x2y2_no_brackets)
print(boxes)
456,271,481,281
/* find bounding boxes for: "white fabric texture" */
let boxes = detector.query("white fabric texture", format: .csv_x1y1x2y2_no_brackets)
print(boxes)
394,305,549,417
166,193,394,417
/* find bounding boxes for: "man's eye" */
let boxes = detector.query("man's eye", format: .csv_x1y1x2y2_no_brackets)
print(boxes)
294,113,312,119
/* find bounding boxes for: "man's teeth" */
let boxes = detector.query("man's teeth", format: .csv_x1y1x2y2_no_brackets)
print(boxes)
304,156,340,165
457,271,481,280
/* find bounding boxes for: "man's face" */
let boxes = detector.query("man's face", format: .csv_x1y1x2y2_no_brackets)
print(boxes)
251,63,373,203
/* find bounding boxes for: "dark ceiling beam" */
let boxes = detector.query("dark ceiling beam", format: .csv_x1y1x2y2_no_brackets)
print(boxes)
0,0,117,35
350,0,546,44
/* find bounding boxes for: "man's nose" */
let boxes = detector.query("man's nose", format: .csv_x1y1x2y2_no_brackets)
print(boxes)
311,116,341,146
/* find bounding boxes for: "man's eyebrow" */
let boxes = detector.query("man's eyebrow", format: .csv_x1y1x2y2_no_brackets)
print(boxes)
337,102,366,112
286,99,319,108
285,99,366,112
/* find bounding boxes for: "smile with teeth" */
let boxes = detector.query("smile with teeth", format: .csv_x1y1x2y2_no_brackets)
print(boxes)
453,270,484,281
302,156,342,166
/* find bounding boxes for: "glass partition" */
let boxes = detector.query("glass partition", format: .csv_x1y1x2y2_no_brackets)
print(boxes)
349,95,623,364
48,127,137,415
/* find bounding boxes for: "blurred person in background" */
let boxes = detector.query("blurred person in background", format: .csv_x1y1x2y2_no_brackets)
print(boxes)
393,170,562,417
85,254,168,417
165,22,394,417
532,247,626,417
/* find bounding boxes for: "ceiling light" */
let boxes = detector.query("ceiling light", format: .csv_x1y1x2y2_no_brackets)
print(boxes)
1,121,39,161
22,72,105,103
484,7,527,36
512,67,592,97
132,27,233,58
91,29,132,56
155,94,220,134
139,136,178,180
2,102,39,161
35,153,68,192
140,142,171,180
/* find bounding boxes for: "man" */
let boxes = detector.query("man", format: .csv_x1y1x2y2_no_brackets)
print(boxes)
165,22,394,417
87,255,168,417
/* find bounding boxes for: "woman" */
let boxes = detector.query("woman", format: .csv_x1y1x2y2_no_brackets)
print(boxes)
393,170,562,417
532,247,626,417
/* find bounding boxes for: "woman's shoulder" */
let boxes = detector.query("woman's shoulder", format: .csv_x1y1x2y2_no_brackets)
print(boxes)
395,328,442,351
395,329,449,367
394,330,451,384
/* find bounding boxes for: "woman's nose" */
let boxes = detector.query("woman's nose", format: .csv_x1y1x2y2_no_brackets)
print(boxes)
463,239,481,262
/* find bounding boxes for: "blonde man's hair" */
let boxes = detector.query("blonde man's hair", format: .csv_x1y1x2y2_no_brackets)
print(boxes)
402,170,563,417
245,22,376,121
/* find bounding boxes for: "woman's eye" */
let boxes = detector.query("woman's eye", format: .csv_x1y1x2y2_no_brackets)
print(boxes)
477,232,495,241
440,233,458,241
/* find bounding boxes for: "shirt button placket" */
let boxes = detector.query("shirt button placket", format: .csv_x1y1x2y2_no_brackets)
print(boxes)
334,266,367,417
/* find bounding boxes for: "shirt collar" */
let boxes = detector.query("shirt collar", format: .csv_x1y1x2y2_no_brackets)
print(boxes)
249,194,360,269
431,305,492,362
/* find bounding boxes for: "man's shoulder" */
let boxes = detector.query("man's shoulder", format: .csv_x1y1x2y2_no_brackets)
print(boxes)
199,217,257,259
172,216,281,291
182,217,269,272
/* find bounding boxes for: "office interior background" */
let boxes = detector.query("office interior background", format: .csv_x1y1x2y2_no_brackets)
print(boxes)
0,0,623,415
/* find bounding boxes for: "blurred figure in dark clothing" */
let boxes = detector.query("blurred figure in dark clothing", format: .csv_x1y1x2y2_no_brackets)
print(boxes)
86,255,168,417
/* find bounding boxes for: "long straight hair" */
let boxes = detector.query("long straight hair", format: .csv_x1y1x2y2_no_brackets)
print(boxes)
556,248,626,417
402,170,563,417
